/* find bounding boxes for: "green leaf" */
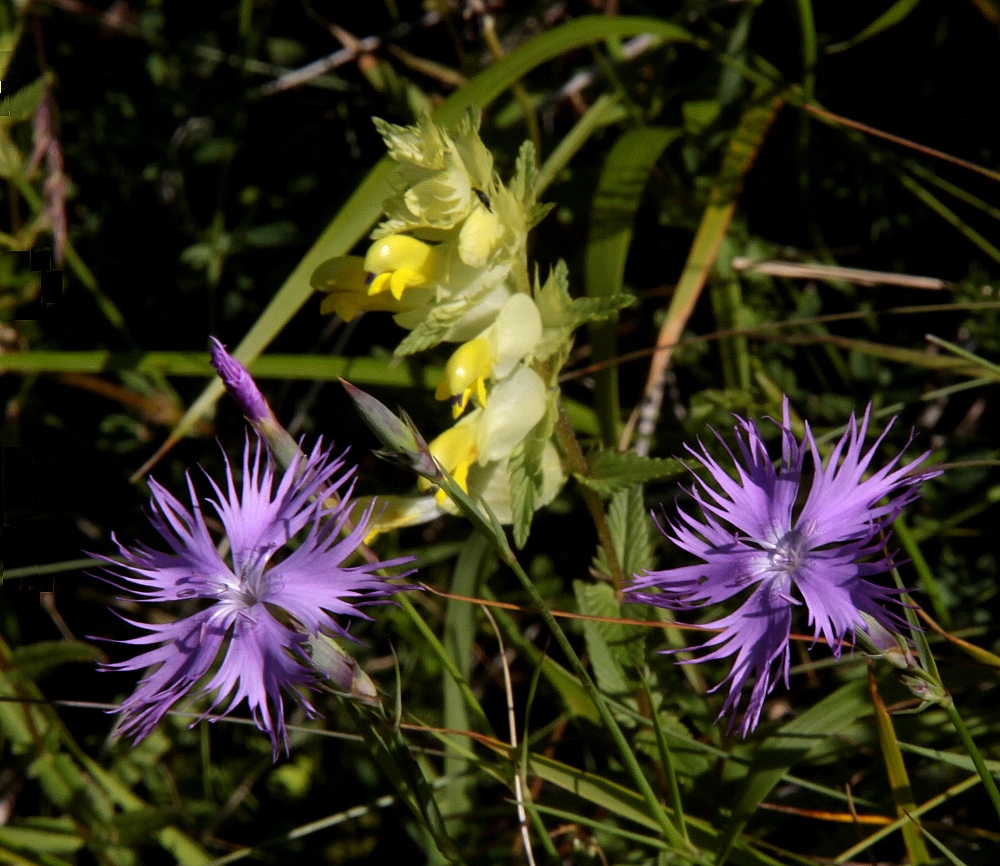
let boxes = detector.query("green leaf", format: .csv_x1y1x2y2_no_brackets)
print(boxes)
826,0,922,54
0,76,47,126
0,819,83,856
514,751,786,866
109,809,186,848
536,91,629,190
573,580,633,700
585,127,681,446
567,293,637,329
483,591,601,723
9,642,104,681
393,296,473,357
869,672,931,863
440,532,491,826
508,398,558,548
636,90,784,454
509,139,539,206
606,485,656,579
580,450,685,497
716,677,875,865
896,170,1000,264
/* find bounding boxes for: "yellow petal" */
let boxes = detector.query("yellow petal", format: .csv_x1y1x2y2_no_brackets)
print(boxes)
367,272,392,296
389,267,419,300
311,256,368,292
364,235,435,277
437,337,491,403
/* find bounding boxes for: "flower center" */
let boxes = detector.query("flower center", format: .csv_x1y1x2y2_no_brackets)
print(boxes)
769,528,809,575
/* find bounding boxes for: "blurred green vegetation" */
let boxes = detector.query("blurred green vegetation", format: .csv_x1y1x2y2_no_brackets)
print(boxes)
2,1,1000,863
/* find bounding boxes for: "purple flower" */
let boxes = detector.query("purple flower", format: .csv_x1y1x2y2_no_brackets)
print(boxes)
93,438,413,758
625,399,940,736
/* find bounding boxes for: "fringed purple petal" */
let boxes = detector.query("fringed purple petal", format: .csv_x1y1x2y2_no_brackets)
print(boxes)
197,607,318,760
682,578,795,737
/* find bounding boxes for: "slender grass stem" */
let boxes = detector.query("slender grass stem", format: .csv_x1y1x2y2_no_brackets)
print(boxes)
941,699,1000,824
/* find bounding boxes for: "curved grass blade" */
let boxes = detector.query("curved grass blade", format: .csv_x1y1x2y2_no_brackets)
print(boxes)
627,89,784,454
536,92,627,195
715,677,874,866
868,667,931,863
827,0,922,54
585,126,681,446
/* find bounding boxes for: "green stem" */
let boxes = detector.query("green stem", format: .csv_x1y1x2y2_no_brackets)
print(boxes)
941,698,1000,824
638,671,689,844
503,543,694,856
554,402,627,590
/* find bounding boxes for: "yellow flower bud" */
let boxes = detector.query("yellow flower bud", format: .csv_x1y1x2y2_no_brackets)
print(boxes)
364,235,439,301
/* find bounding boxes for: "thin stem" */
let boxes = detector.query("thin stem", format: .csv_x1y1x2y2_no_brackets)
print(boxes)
941,699,1000,824
638,671,689,844
502,543,694,856
554,402,627,590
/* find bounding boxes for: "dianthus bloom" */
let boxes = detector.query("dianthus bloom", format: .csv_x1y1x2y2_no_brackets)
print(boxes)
625,399,940,736
94,438,413,758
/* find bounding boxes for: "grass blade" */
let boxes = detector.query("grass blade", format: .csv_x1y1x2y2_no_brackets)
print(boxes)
585,126,681,446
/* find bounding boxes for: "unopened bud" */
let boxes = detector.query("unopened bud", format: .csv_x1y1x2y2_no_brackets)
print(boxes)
307,633,379,706
901,674,949,706
856,614,919,670
209,337,300,468
341,379,439,480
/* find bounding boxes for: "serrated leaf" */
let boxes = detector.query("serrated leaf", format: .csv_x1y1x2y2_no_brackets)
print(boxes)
580,450,685,496
508,398,557,548
567,293,636,330
393,296,471,357
10,641,104,682
510,139,539,205
606,485,656,578
573,580,633,701
525,201,554,230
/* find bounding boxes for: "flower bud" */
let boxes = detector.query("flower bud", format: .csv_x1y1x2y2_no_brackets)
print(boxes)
341,379,439,480
306,633,379,706
209,337,300,468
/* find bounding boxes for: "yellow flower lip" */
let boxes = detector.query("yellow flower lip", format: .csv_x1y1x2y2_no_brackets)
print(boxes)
422,423,479,508
435,337,491,418
364,235,439,301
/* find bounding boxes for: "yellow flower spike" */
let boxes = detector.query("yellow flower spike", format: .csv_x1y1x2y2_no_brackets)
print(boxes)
435,337,491,417
363,235,438,299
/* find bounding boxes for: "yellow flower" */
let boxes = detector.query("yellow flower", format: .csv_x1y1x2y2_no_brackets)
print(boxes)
435,293,543,417
363,235,440,301
312,255,429,322
435,338,491,417
421,421,479,509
